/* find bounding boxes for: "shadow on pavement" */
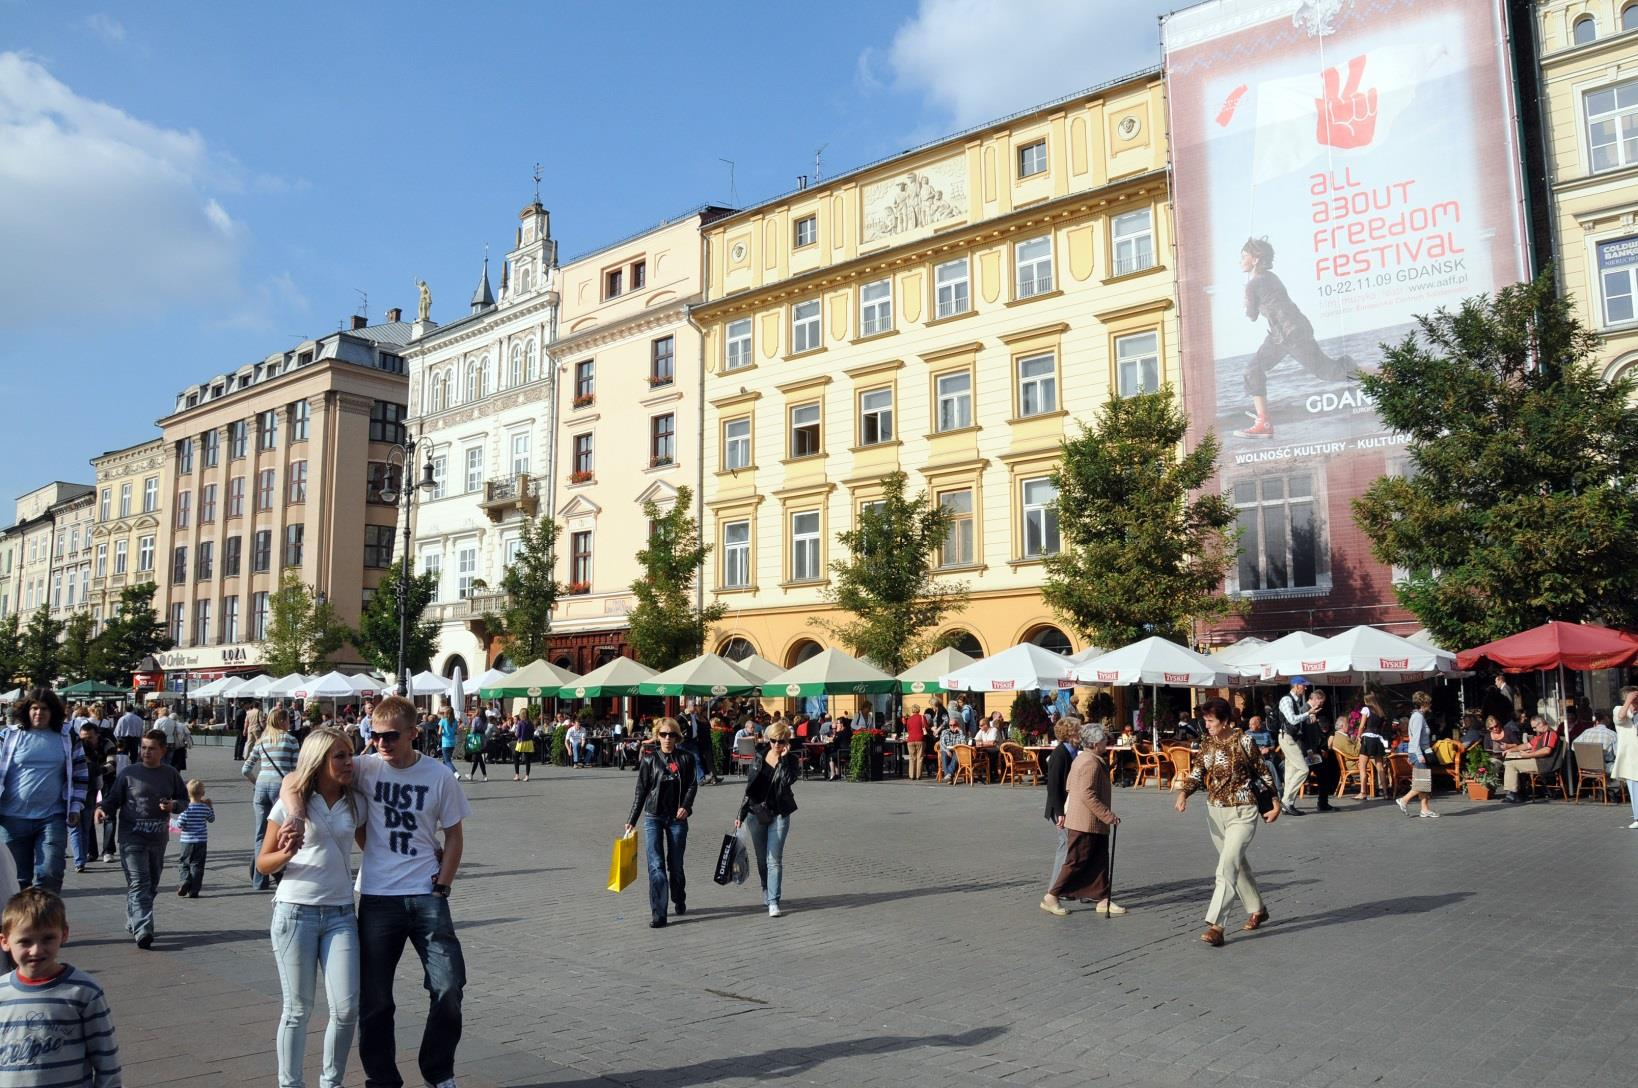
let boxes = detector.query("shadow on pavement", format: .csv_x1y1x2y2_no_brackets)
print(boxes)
1254,891,1474,938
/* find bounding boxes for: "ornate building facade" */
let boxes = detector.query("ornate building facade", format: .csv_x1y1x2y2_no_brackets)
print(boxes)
89,438,165,632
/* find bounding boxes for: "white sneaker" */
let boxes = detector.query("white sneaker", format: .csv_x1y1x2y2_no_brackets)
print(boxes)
430,1079,459,1088
1627,820,1638,829
768,904,782,917
1419,809,1440,818
1395,798,1409,816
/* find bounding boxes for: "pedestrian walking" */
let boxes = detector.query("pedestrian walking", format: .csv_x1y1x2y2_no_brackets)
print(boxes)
72,722,109,873
96,730,188,948
1396,692,1439,818
256,728,364,1088
625,718,697,928
512,711,537,781
1039,717,1078,910
438,707,459,774
173,779,214,898
735,720,799,917
462,714,488,782
241,708,300,891
1175,698,1280,948
1043,720,1124,916
0,889,121,1085
1613,686,1638,828
1276,678,1318,815
0,687,89,895
232,703,249,761
113,705,145,761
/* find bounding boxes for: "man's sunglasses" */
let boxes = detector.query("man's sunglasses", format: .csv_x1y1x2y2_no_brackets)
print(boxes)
375,731,402,743
656,731,680,739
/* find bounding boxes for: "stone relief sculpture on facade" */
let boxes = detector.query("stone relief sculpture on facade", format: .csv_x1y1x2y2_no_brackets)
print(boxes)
862,158,967,242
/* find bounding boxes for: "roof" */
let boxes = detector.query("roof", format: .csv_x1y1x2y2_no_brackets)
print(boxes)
559,203,737,267
347,321,414,347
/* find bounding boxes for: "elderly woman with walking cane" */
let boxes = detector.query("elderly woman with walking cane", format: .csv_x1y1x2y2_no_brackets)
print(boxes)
1041,720,1125,916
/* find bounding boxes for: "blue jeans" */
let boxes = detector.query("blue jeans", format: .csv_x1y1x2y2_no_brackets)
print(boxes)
251,779,280,890
746,812,790,906
69,807,95,868
440,746,457,773
682,741,705,783
1628,779,1638,820
357,893,465,1088
271,901,359,1088
569,739,588,766
643,814,687,921
119,838,166,938
0,813,68,893
941,748,958,780
177,842,207,895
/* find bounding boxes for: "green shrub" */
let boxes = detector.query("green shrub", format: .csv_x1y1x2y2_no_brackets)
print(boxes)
1009,692,1049,737
550,723,570,766
711,724,733,774
576,704,599,727
849,732,871,781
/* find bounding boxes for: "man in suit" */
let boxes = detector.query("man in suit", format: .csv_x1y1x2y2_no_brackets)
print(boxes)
1277,678,1318,815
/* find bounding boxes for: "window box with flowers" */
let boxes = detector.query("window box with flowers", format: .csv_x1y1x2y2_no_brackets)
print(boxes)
568,470,594,485
572,394,595,409
649,454,674,469
565,580,591,595
647,374,674,388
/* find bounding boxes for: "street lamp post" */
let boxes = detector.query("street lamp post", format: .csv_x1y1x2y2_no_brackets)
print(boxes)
380,437,437,697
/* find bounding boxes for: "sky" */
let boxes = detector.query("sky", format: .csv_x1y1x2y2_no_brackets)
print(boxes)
0,0,1179,510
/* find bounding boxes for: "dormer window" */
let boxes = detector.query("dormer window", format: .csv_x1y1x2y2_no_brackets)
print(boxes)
605,268,623,299
631,260,646,290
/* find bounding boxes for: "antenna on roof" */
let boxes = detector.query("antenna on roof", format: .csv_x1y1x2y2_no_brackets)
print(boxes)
814,143,829,183
718,158,737,206
532,162,543,202
354,289,368,322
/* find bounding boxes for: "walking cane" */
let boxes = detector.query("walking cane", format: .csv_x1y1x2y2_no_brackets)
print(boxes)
1106,822,1117,920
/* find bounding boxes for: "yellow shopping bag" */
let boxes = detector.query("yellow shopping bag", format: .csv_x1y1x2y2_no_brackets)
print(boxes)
607,830,637,893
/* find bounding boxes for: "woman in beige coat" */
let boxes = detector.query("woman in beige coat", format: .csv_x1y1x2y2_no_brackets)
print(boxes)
1612,686,1638,828
1042,720,1125,916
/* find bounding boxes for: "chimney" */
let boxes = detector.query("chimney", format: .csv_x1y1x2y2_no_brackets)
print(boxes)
796,175,808,190
386,307,402,323
351,315,368,330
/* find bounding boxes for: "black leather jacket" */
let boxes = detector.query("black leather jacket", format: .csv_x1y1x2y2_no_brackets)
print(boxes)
627,746,699,826
738,752,800,823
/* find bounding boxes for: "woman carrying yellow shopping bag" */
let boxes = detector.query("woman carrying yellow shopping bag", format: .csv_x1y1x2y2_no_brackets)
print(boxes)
607,829,637,893
623,719,698,928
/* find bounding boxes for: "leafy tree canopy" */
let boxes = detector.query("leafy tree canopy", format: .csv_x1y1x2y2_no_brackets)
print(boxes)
485,514,559,665
264,571,349,675
628,486,725,671
354,563,439,682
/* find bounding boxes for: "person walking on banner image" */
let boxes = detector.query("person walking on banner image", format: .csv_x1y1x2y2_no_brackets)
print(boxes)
1235,236,1355,440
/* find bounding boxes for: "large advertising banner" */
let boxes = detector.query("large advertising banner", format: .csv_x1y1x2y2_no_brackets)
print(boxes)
1163,0,1528,603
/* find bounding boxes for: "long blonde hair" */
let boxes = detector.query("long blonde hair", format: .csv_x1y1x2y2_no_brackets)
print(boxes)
263,707,291,745
287,728,361,822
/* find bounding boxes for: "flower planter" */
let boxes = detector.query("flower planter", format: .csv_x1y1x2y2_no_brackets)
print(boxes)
1465,781,1493,801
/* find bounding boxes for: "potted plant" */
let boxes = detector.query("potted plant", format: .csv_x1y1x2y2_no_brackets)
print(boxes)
565,580,591,595
568,469,593,484
572,393,595,409
1463,745,1501,800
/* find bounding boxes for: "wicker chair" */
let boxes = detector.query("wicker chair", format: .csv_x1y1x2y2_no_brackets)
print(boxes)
1000,742,1042,786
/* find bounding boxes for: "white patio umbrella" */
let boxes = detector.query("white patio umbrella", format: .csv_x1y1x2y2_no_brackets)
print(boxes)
348,673,382,698
447,666,465,716
939,643,1076,693
0,689,19,704
300,671,360,699
1265,625,1461,685
1073,637,1242,688
1063,644,1110,668
1241,631,1329,683
264,673,309,699
232,674,275,698
407,670,452,697
897,646,978,696
1212,637,1270,669
190,677,229,699
473,665,513,693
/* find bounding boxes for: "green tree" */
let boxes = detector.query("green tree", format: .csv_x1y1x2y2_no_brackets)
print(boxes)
1042,388,1241,646
627,486,726,670
483,514,559,665
814,471,970,675
1353,272,1638,648
58,611,99,685
18,607,63,687
0,613,21,688
353,564,440,679
264,571,349,675
93,582,173,684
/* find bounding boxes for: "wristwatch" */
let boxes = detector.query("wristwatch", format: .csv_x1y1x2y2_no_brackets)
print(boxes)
432,882,451,898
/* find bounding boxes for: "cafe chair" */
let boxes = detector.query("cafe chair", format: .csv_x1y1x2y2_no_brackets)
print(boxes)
1334,750,1362,797
1572,741,1612,804
1000,741,1041,787
1162,746,1192,790
1386,752,1413,794
1519,740,1571,800
730,736,759,776
952,744,981,785
1133,743,1165,789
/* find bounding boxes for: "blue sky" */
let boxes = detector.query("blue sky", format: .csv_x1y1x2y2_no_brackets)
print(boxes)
0,0,1175,510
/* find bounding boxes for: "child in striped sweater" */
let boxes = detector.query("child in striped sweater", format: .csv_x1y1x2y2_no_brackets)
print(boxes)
0,888,121,1085
174,780,214,899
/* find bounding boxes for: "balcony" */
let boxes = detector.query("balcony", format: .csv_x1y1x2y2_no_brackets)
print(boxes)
479,474,540,523
463,589,512,617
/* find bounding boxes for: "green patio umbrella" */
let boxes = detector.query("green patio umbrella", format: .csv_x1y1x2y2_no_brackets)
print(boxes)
638,654,759,697
896,646,978,695
557,656,658,699
729,653,783,684
481,659,580,698
59,679,129,697
761,648,897,697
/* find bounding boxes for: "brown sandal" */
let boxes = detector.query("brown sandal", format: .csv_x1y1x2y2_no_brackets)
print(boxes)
1242,908,1269,932
1199,924,1224,947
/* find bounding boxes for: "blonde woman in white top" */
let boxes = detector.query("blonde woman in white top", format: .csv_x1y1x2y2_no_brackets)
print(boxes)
1612,687,1638,828
256,728,366,1088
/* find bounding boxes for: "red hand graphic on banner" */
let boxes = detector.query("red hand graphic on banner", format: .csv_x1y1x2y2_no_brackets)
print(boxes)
1315,55,1377,148
1216,84,1248,127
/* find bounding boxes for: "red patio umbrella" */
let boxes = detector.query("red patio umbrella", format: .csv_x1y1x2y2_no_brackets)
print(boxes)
1454,621,1638,671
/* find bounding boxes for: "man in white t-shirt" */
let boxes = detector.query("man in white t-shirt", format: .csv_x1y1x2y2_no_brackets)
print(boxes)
281,695,470,1088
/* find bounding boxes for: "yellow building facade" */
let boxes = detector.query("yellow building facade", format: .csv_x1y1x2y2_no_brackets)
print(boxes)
89,439,165,632
1540,0,1638,383
693,72,1173,675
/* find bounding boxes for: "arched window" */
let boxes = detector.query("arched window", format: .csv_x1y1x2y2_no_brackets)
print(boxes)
944,630,984,658
479,355,494,396
509,344,523,388
518,264,533,294
1624,3,1638,32
442,655,469,680
1026,625,1073,656
1574,13,1597,44
439,369,452,409
785,638,824,669
525,340,538,382
718,636,756,661
464,361,479,402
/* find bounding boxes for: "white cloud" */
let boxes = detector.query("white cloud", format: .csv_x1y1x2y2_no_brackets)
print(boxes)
77,13,125,46
0,51,244,327
884,0,1176,129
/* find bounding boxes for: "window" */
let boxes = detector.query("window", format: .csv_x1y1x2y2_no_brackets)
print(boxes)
650,413,676,466
98,489,110,522
1598,237,1638,325
1018,138,1048,177
230,420,247,459
1015,235,1053,298
1021,477,1060,558
120,482,133,517
366,462,401,504
790,402,821,458
68,528,78,554
790,511,821,581
525,341,538,382
465,448,484,493
936,371,973,432
251,530,272,573
1116,331,1161,397
114,539,128,575
223,536,241,577
725,319,752,370
1627,4,1638,32
223,596,239,644
1017,353,1058,416
191,600,211,646
251,591,269,640
364,524,395,568
859,279,892,336
573,433,594,476
720,520,751,588
509,345,523,388
791,299,821,353
137,535,154,573
570,530,593,586
256,469,275,511
650,336,675,384
175,491,191,529
196,541,214,581
200,484,217,523
176,438,194,475
631,260,646,289
1575,14,1597,44
574,359,595,401
283,524,304,568
859,388,894,445
171,546,188,584
51,574,61,610
723,417,751,470
464,361,479,402
935,258,970,318
290,400,309,441
286,461,307,504
227,477,245,517
203,429,219,467
95,542,107,578
456,546,478,599
1111,208,1155,276
257,410,278,450
430,456,447,500
421,549,443,587
939,489,975,568
1233,473,1323,593
369,401,406,444
170,603,185,646
605,267,623,298
794,214,818,248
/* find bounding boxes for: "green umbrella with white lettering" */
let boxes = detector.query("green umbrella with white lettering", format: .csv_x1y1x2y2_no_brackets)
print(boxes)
60,679,129,697
482,659,580,699
895,646,977,695
760,648,898,698
637,654,759,697
554,656,658,699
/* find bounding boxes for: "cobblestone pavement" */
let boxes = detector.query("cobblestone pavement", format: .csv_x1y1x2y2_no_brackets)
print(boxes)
60,747,1638,1087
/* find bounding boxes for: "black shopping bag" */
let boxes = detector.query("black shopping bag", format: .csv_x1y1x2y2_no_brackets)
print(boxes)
712,830,737,885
